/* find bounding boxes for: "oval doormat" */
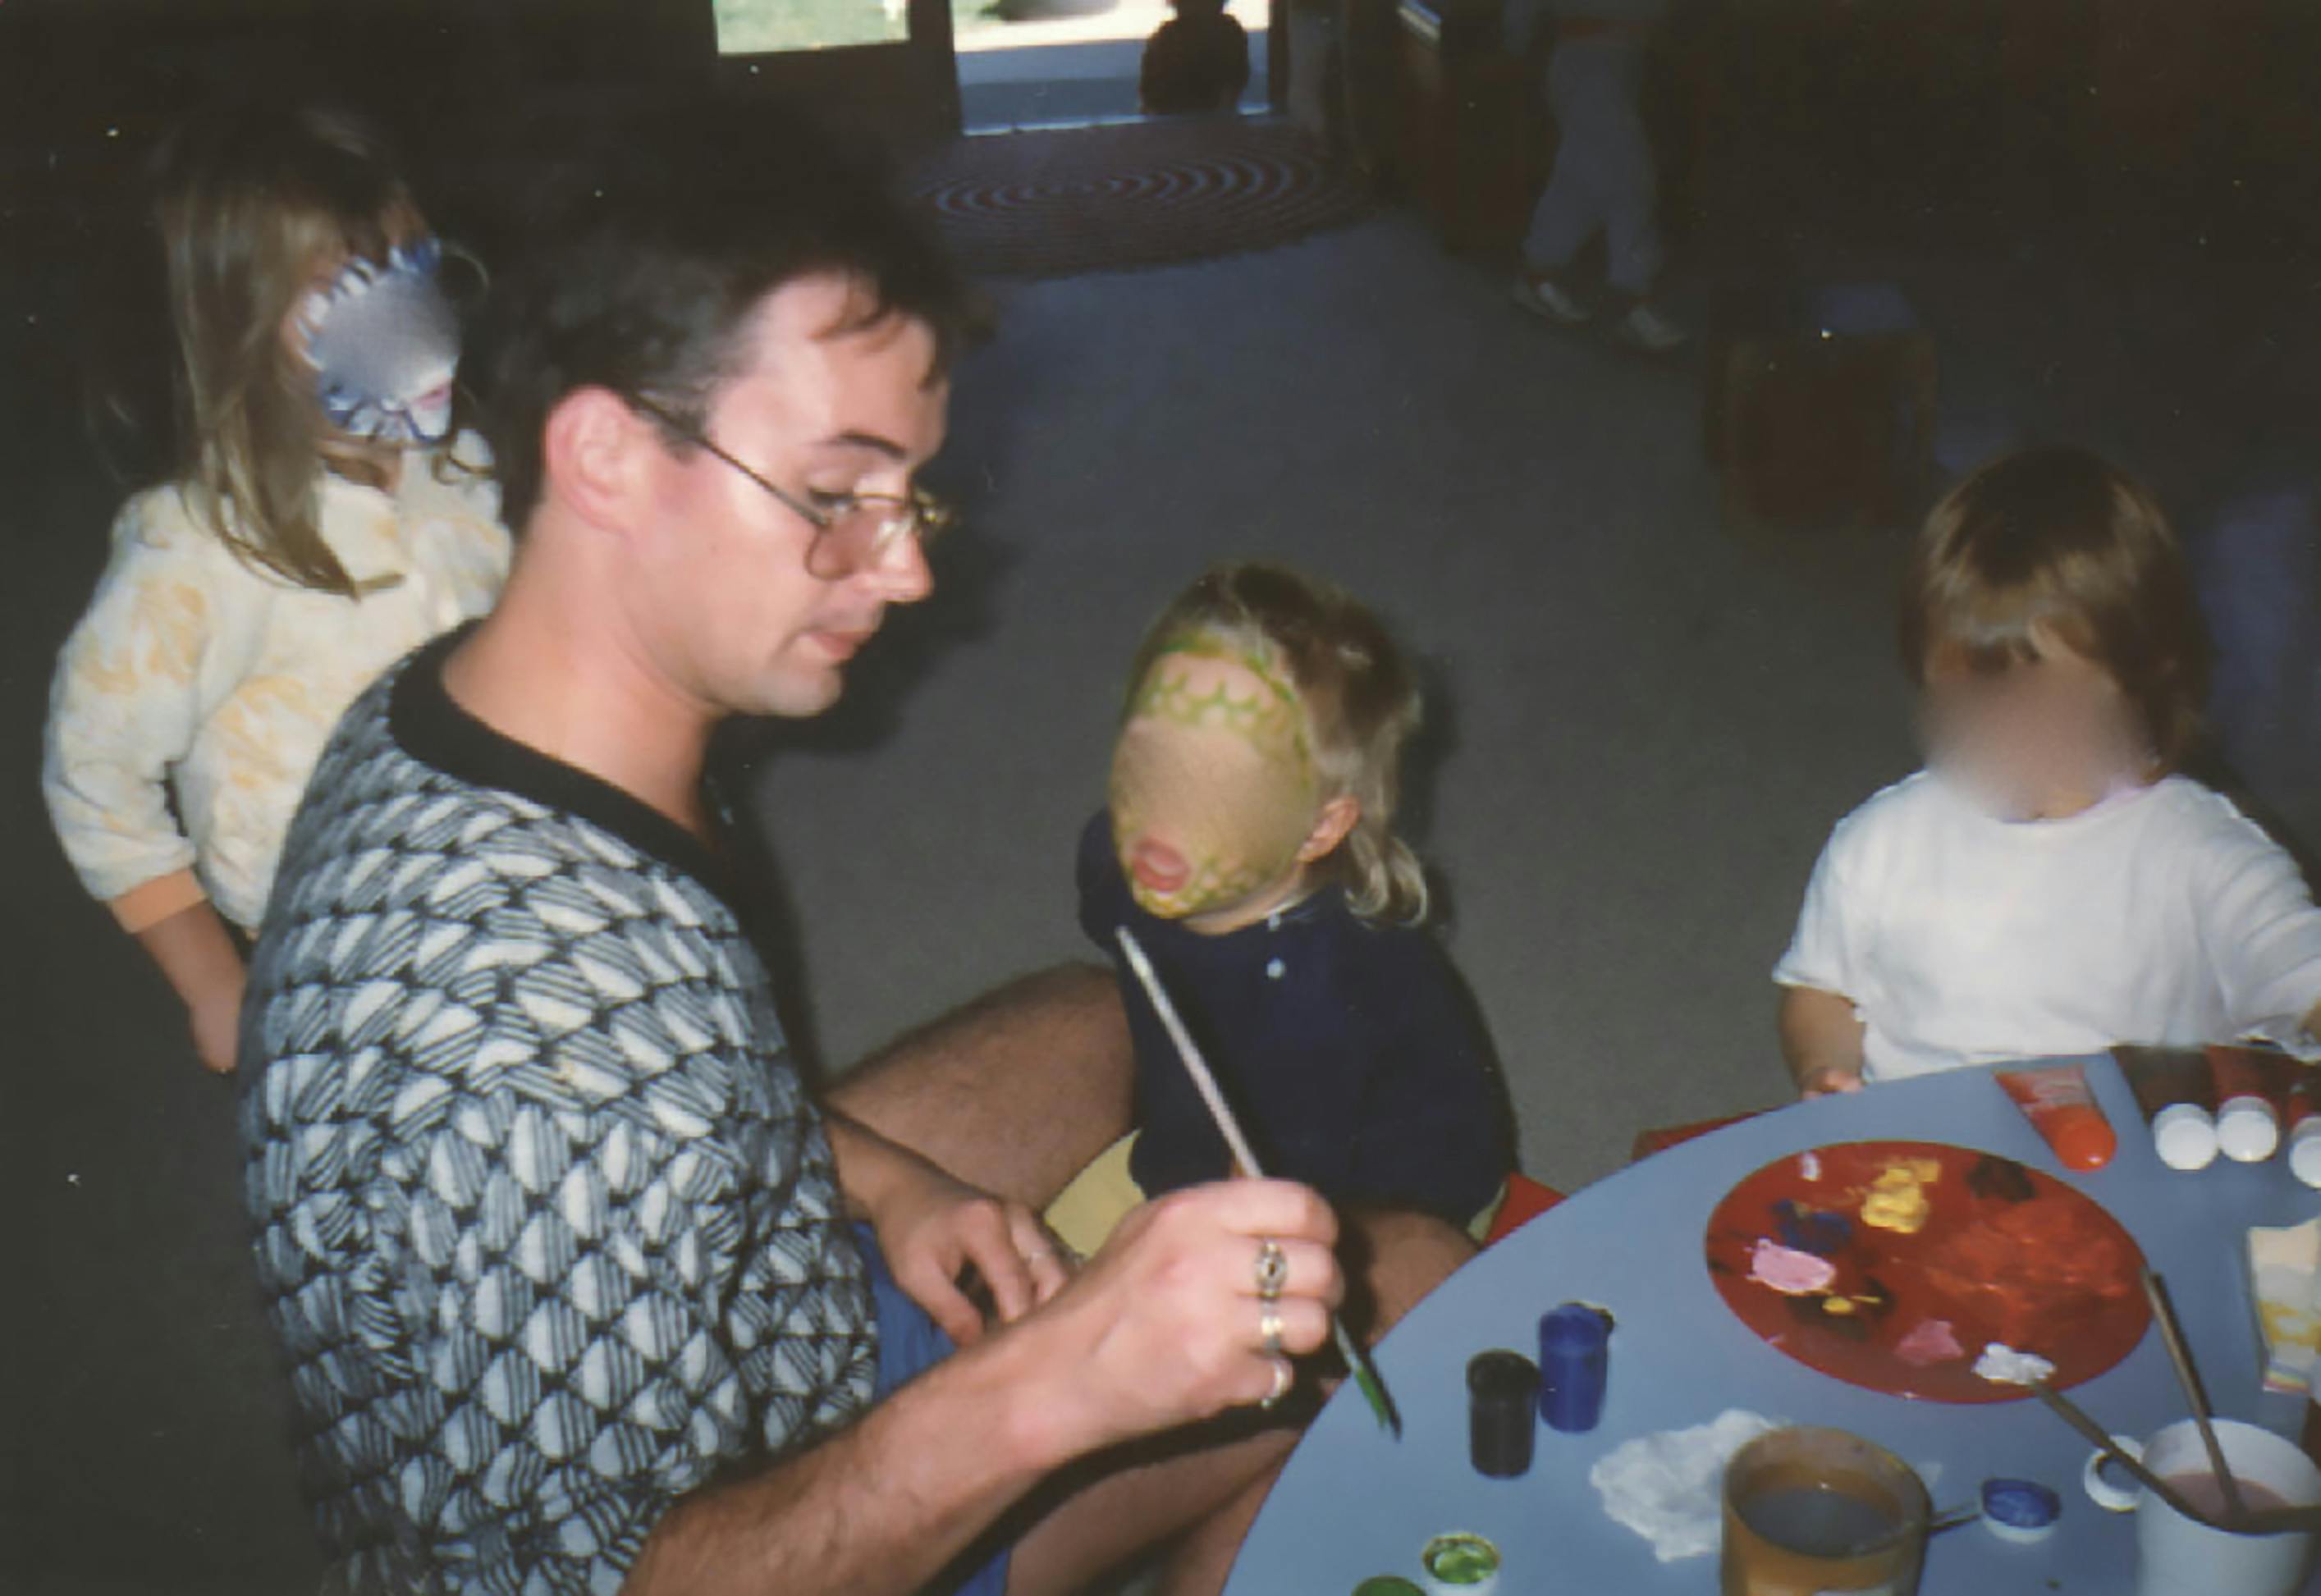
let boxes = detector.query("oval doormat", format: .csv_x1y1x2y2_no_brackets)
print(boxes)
909,117,1369,279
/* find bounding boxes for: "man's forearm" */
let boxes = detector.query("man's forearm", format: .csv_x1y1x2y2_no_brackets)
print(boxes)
628,1177,1345,1593
822,1108,916,1222
624,1324,1062,1596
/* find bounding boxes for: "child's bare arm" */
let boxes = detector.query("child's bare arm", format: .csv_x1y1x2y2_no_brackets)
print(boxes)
133,897,247,1073
1779,985,1866,1097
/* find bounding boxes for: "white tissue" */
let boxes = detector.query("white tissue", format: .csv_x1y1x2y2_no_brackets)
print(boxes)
1589,1410,1783,1562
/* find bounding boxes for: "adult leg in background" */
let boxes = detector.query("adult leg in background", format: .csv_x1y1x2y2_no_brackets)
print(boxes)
1522,38,1623,279
1584,38,1665,300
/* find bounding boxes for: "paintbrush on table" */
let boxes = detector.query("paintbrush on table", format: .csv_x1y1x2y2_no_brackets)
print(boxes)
2140,1268,2247,1523
1115,925,1403,1438
2028,1381,2209,1524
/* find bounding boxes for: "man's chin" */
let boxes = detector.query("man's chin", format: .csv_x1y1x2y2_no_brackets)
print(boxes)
743,665,846,720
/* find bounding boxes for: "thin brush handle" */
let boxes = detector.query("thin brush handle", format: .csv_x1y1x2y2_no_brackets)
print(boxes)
1925,1503,1980,1536
1116,927,1265,1175
2030,1381,2214,1525
2140,1269,2246,1522
1115,925,1402,1434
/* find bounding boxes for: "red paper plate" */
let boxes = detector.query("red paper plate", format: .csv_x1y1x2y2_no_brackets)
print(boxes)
1704,1140,2149,1402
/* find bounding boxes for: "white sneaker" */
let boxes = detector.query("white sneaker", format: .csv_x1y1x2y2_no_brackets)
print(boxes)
1512,272,1589,324
1614,302,1688,353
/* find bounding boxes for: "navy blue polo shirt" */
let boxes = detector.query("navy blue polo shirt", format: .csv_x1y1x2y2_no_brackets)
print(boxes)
1077,812,1514,1224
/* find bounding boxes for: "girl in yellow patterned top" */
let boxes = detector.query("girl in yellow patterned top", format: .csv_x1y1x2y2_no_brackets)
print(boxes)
42,100,510,1072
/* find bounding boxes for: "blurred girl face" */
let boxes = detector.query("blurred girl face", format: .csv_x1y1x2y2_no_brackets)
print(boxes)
277,204,456,450
1920,629,2154,820
1109,633,1321,922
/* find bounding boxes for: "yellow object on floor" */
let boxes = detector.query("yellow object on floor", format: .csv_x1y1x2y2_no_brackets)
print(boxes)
1045,1133,1147,1260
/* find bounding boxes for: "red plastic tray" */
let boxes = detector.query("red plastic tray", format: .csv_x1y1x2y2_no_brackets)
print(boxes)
1704,1140,2149,1402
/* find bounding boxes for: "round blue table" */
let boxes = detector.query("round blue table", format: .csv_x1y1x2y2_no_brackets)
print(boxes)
1225,1055,2321,1594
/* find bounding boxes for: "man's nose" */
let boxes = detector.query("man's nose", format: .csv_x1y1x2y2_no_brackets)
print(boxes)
863,529,934,604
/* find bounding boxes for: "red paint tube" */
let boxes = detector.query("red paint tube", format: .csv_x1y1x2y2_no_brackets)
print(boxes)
2209,1045,2291,1164
1995,1061,2117,1171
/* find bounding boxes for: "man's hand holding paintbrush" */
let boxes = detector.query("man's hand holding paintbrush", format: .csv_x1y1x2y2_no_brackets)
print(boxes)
826,1083,1348,1449
1118,925,1407,1434
1004,1180,1345,1455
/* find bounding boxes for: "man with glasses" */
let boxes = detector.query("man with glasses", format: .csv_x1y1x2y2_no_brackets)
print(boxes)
237,114,1468,1595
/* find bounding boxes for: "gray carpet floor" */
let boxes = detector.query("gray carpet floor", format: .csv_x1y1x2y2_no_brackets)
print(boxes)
10,186,2321,1589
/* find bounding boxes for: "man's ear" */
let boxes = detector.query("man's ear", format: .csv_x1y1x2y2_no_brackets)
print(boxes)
539,386,653,538
1296,794,1361,863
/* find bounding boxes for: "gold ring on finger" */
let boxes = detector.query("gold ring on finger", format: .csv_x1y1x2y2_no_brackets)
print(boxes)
1258,1357,1293,1410
1258,1306,1285,1360
1254,1237,1289,1300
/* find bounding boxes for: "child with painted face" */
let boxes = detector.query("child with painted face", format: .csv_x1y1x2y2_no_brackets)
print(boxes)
1049,564,1515,1255
42,100,508,1072
1776,446,2321,1095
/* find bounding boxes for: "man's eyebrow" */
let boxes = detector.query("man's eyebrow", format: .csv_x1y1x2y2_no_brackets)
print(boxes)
817,430,909,460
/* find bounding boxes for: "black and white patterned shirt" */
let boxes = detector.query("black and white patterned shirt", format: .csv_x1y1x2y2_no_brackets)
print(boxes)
241,632,877,1594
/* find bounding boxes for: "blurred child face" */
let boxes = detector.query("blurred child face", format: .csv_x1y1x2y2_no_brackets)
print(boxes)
279,208,459,450
1920,629,2154,820
1110,634,1322,926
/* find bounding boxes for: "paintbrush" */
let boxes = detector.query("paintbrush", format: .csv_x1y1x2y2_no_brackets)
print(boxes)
1115,925,1403,1438
2029,1381,2212,1525
2140,1268,2247,1523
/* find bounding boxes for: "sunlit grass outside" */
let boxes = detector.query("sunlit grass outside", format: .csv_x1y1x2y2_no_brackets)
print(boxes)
953,0,1265,50
710,0,1263,55
714,0,908,53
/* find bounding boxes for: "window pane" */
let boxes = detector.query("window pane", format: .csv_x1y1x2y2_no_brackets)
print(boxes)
714,0,907,53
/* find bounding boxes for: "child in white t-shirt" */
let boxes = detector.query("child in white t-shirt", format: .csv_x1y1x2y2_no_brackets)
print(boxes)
1775,446,2321,1094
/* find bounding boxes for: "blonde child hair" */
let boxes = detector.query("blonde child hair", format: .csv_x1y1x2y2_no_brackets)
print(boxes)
1899,444,2210,771
1125,561,1431,923
154,98,432,595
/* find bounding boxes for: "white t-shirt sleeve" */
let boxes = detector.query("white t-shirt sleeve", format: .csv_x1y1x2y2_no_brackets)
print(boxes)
1774,809,1869,1002
2193,811,2321,1052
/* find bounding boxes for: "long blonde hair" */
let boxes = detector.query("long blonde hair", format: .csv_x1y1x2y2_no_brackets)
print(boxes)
154,101,419,597
1127,563,1431,924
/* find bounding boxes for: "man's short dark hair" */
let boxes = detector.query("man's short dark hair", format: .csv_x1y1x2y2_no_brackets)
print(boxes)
478,103,982,533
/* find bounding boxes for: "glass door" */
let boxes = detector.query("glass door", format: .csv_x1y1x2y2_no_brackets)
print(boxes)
713,0,964,147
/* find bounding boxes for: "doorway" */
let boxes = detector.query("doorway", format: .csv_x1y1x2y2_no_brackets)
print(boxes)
953,0,1272,132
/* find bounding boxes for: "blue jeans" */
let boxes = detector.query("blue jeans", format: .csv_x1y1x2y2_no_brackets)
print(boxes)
859,1224,1014,1596
1525,34,1664,295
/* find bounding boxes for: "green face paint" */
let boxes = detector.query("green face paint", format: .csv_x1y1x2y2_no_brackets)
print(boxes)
1110,638,1321,923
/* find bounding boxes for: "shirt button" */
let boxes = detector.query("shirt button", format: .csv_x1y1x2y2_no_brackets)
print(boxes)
1266,958,1285,980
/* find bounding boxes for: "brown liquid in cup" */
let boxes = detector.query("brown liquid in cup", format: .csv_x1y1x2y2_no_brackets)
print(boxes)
1722,1430,1928,1596
2159,1473,2292,1520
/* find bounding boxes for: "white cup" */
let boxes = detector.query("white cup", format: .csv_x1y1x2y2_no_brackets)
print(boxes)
2081,1418,2321,1596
